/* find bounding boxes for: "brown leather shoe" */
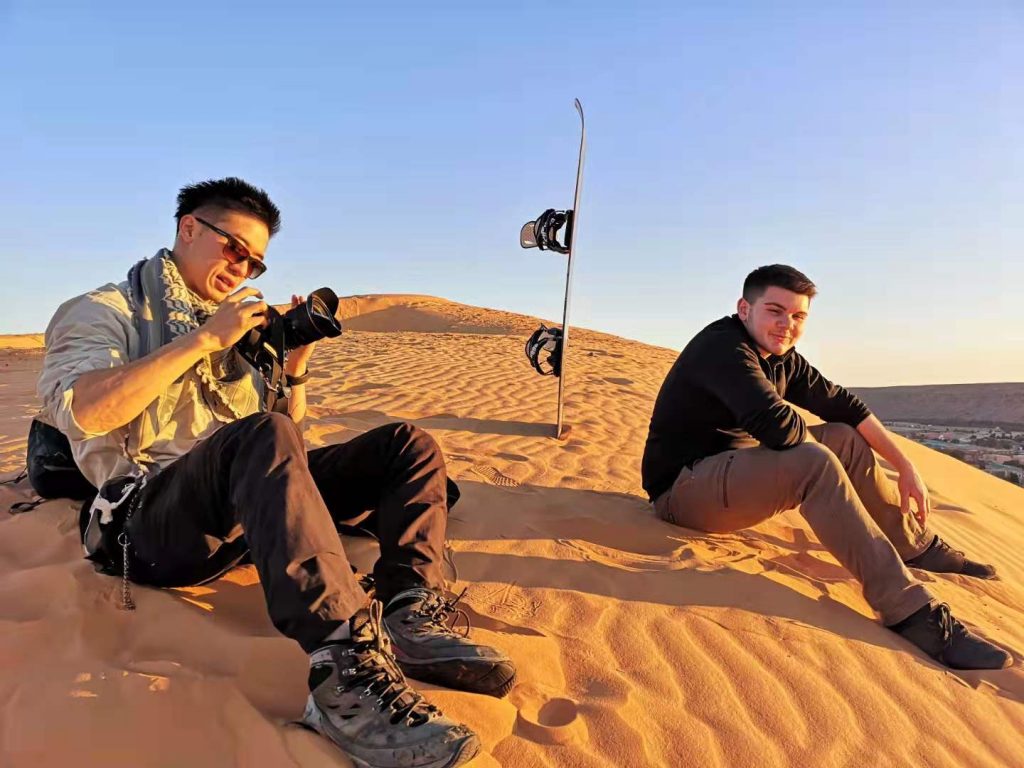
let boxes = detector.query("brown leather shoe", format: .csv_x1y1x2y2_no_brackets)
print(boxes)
905,536,997,579
889,603,1012,670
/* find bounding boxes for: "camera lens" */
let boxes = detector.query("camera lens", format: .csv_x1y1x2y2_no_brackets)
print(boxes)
283,287,342,349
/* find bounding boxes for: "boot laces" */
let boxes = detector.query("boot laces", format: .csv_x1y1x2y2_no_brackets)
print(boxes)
410,588,472,638
933,603,970,648
338,601,440,726
935,538,966,559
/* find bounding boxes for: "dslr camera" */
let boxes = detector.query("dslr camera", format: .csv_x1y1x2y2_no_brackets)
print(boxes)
234,287,343,410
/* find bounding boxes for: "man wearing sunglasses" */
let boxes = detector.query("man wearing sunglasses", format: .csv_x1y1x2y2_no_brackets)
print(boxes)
36,177,511,768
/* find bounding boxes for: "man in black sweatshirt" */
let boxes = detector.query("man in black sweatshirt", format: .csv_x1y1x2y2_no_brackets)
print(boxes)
642,264,1011,670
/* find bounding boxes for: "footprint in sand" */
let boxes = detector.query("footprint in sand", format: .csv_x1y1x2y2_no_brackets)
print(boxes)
515,694,586,746
344,382,394,394
581,348,624,359
495,452,529,462
470,464,520,488
559,475,616,493
473,583,542,624
561,439,590,455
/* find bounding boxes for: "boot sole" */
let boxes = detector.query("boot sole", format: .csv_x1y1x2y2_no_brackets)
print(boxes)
297,695,482,768
399,658,517,698
942,652,1014,670
907,565,997,580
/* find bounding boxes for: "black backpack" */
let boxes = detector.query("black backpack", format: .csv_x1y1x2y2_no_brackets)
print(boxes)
25,419,96,501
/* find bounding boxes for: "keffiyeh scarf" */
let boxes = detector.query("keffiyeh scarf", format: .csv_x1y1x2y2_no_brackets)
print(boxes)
123,249,262,467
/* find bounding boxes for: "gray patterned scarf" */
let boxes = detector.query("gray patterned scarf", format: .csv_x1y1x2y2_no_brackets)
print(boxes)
123,250,262,466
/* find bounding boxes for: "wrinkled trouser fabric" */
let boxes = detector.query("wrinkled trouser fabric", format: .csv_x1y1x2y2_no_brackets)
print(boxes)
126,413,451,651
654,422,934,625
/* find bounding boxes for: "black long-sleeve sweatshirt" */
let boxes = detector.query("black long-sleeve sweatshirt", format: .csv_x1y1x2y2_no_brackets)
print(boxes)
641,315,872,501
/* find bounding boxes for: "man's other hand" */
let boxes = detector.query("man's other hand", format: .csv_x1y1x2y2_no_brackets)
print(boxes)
898,464,931,525
281,294,317,376
198,287,268,352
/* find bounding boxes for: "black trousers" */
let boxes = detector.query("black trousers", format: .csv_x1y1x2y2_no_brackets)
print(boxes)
125,413,451,652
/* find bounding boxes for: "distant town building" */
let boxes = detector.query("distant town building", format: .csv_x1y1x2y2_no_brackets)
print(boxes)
884,420,1024,488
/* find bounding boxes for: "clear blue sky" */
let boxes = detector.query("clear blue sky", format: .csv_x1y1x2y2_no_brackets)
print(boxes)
2,1,1021,386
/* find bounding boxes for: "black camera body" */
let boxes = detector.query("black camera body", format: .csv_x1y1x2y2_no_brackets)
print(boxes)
234,287,342,411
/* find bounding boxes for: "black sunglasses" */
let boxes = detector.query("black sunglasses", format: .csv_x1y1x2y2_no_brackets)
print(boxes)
193,216,267,279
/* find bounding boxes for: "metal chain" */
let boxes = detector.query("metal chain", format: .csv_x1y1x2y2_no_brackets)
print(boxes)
117,485,144,611
118,531,135,610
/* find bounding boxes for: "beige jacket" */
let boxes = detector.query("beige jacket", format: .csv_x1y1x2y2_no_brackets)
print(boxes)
37,282,261,489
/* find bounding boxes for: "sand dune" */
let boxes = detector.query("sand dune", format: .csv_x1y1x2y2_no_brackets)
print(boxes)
0,296,1022,767
852,383,1024,429
0,334,44,350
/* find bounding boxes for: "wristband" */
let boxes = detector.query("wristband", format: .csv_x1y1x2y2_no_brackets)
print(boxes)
285,369,310,386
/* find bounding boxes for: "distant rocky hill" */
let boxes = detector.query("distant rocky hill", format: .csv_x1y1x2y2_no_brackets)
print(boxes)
851,383,1024,429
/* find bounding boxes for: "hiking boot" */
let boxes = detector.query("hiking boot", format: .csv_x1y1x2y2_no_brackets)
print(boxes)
384,587,517,698
905,535,997,579
889,603,1012,670
300,601,480,768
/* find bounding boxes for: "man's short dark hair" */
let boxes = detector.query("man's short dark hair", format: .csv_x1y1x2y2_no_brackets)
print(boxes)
742,264,817,303
175,177,282,237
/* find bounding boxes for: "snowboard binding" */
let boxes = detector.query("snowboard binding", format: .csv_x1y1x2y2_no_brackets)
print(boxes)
520,208,574,255
525,324,563,377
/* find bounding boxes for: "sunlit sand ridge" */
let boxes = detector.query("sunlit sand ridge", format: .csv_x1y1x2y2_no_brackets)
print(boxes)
0,295,1021,767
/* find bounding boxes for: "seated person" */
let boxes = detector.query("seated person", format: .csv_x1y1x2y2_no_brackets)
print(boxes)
641,264,1011,670
36,177,514,768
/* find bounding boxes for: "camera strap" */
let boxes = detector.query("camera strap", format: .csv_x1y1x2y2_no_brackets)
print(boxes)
264,319,290,414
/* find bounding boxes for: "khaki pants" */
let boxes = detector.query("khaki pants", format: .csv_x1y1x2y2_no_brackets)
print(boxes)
654,422,934,625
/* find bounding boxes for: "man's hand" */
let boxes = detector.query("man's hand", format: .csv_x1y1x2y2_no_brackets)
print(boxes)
197,288,268,352
267,294,318,424
856,414,930,525
278,294,317,376
897,463,931,525
70,292,263,436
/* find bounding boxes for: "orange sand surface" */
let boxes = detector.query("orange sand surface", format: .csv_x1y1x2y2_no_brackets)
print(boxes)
0,296,1021,767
